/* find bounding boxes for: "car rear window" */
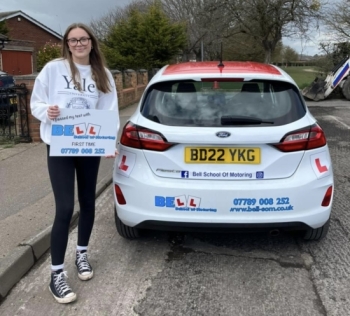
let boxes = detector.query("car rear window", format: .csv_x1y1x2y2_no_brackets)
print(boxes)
141,80,306,127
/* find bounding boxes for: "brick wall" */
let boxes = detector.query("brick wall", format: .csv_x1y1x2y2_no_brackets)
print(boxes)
6,16,61,71
14,70,148,143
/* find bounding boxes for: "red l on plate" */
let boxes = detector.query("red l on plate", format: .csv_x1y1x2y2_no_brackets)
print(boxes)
315,158,328,173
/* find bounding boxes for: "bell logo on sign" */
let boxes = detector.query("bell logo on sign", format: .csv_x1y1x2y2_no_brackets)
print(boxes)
74,123,86,136
87,123,101,136
52,123,101,136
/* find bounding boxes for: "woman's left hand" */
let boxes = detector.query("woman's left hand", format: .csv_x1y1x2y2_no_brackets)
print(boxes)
105,149,119,158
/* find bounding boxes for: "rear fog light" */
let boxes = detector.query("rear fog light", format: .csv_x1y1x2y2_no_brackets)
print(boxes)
114,184,126,205
322,186,333,207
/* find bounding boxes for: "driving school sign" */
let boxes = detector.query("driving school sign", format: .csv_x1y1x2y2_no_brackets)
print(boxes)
49,109,118,156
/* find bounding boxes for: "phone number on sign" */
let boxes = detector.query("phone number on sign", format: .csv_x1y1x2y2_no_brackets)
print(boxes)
61,148,105,154
233,198,290,206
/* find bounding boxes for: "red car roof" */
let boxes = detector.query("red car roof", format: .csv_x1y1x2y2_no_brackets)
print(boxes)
163,61,281,75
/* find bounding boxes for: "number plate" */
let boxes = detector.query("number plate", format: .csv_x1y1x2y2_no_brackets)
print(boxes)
9,98,17,105
185,147,260,164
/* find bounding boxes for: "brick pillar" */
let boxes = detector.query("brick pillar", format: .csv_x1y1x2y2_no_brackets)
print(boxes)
111,70,123,92
124,69,136,88
111,70,123,109
138,69,148,86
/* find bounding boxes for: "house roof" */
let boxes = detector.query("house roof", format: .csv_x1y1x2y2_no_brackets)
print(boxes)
0,10,62,40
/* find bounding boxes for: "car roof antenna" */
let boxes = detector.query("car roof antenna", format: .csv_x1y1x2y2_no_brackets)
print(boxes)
218,42,224,68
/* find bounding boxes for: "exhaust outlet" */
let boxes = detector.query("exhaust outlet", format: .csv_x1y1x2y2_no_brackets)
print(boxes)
269,229,280,237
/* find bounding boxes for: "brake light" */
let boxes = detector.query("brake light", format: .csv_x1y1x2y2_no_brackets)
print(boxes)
114,184,126,205
273,124,326,152
120,122,175,151
201,78,244,82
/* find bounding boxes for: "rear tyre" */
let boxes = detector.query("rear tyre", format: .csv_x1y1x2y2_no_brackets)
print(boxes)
114,207,140,239
341,77,350,100
303,219,330,241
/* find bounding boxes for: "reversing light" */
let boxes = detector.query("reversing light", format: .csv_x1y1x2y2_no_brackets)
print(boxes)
114,184,126,205
284,132,309,142
322,186,333,207
138,131,163,142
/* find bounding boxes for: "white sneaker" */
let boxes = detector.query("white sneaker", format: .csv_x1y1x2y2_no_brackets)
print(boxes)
75,251,94,281
49,270,77,304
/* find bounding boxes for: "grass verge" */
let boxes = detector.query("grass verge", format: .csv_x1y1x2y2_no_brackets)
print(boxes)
280,66,324,89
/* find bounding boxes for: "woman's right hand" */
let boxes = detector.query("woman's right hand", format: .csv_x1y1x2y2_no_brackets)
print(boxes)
47,105,60,120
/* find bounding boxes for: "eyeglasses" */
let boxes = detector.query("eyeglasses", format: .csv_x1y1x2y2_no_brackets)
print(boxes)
67,37,91,46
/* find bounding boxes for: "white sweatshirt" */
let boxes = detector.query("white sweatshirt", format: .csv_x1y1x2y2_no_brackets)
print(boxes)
30,59,119,144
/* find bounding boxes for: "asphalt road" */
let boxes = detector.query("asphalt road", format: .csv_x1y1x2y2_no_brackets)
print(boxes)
1,99,350,315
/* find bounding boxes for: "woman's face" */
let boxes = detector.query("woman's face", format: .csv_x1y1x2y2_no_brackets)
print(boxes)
67,27,92,65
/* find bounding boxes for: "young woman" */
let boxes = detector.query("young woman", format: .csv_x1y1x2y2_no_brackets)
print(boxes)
30,23,119,304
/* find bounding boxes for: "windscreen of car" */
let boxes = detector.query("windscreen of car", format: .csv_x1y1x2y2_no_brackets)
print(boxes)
141,80,306,127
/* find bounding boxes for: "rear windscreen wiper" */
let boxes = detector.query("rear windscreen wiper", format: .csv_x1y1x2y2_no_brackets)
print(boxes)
221,115,274,125
147,115,161,123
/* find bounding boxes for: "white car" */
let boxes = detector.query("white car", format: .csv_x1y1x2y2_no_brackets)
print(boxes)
113,61,334,240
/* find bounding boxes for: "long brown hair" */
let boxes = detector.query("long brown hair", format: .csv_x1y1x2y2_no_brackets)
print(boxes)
62,23,111,93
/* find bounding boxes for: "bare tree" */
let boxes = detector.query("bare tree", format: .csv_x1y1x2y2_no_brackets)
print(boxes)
323,0,350,42
90,0,149,40
223,32,266,62
311,0,350,70
91,0,323,64
223,0,326,63
143,0,239,61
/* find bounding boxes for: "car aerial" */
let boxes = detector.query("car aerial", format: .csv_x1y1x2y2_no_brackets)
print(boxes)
113,61,334,241
0,71,17,124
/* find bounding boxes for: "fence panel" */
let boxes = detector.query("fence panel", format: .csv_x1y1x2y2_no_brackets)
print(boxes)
0,84,30,143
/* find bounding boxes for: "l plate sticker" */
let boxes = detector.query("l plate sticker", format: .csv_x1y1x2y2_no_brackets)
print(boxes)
116,150,136,177
310,151,330,179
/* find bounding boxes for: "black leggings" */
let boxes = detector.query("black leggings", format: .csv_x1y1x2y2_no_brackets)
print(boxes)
47,146,101,265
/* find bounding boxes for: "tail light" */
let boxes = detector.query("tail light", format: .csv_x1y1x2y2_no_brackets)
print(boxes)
120,122,175,151
273,124,326,152
322,186,333,207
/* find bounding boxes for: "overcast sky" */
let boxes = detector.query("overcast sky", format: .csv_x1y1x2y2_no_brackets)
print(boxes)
1,0,321,56
0,0,134,35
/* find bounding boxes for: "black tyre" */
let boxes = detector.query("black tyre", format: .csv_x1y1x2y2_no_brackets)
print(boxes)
341,77,350,100
114,207,140,239
303,218,330,241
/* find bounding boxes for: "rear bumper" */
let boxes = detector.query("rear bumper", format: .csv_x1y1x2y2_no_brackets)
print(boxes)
113,173,333,229
115,201,331,231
